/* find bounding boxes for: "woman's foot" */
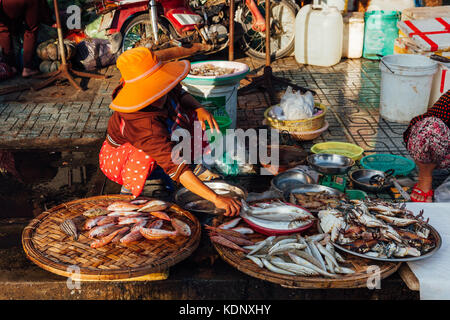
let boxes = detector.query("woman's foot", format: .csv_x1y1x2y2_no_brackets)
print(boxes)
410,161,437,202
411,183,433,202
22,68,40,78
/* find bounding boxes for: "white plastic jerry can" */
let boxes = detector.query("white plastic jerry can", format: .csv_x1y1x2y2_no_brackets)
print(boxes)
295,3,344,67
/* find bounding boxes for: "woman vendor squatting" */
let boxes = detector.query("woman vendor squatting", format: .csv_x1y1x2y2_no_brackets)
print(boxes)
99,47,241,216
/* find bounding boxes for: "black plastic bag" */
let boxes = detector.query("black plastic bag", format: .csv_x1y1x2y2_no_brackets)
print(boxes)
75,38,117,71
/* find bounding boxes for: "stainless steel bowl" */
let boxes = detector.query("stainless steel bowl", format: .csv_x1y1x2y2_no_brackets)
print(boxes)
271,170,315,193
175,180,247,215
348,169,393,193
282,184,343,202
307,153,355,175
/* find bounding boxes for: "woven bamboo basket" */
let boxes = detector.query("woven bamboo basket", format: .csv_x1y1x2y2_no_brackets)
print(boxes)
209,217,401,289
22,195,201,281
264,103,327,132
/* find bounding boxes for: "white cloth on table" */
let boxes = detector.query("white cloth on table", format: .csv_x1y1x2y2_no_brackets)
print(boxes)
405,203,450,300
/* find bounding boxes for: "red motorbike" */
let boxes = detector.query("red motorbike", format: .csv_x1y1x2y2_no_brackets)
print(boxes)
92,0,298,59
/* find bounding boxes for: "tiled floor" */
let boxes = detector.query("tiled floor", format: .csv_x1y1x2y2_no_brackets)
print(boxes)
236,56,448,193
1,53,448,192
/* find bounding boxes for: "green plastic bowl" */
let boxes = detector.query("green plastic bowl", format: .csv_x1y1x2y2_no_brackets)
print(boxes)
360,154,416,176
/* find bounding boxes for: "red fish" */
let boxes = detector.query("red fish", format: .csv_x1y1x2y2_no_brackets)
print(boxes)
91,227,129,248
97,216,118,226
107,201,140,212
118,217,149,225
137,200,170,212
108,211,146,217
83,216,104,230
148,211,171,221
146,219,164,229
111,227,131,243
210,235,248,253
119,220,149,245
88,223,119,238
171,218,191,237
139,227,177,240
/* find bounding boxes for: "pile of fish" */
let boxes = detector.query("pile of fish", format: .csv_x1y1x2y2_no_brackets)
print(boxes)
319,200,436,259
189,64,237,77
244,233,354,277
288,191,347,213
239,200,315,231
207,217,256,252
59,199,191,248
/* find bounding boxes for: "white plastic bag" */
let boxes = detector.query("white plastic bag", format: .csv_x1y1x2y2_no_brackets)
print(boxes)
434,175,450,202
279,87,315,120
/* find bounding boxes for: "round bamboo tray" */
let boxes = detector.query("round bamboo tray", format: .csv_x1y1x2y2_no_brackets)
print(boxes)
22,195,201,280
264,103,327,132
210,218,401,289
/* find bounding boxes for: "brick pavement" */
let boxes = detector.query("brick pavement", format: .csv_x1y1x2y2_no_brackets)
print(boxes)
0,55,411,160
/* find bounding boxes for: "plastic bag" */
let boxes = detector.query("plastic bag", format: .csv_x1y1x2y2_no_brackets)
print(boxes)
279,86,315,120
434,175,450,202
205,132,256,176
84,16,108,40
75,39,117,71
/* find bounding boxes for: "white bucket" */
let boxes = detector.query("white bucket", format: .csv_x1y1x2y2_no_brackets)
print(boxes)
379,54,438,123
181,82,239,129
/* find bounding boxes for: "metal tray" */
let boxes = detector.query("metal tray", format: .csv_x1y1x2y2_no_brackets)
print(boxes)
307,153,355,175
174,180,247,215
282,184,343,202
318,223,442,262
271,170,314,193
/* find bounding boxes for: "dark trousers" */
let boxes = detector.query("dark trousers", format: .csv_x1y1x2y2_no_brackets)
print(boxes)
0,0,52,69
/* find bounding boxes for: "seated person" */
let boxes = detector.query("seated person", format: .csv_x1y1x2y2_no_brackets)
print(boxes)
403,90,450,202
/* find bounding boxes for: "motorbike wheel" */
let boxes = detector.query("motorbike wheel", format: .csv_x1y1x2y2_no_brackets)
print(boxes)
239,0,296,60
120,13,173,53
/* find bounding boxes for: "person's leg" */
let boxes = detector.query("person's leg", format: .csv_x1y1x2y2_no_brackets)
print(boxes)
414,161,437,202
21,0,40,76
407,117,450,202
0,2,14,69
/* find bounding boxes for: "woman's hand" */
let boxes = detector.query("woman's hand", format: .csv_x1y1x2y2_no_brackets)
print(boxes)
195,107,220,133
213,195,242,217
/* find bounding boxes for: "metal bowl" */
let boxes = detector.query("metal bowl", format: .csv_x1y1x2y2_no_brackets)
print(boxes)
282,184,344,202
307,153,355,175
348,169,393,193
271,170,315,193
174,180,247,215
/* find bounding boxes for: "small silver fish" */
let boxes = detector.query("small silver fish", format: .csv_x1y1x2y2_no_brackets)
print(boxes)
260,258,296,276
269,259,319,276
218,217,242,230
230,226,254,234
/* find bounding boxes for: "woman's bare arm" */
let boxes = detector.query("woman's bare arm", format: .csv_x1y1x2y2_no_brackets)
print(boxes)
179,170,241,216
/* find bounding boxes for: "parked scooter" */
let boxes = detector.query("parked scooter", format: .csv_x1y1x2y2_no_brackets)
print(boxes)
92,0,297,59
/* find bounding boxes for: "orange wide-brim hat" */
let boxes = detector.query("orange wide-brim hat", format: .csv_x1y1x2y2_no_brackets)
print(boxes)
110,47,190,113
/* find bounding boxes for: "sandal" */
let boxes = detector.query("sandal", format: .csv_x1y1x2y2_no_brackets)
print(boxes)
410,184,434,202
